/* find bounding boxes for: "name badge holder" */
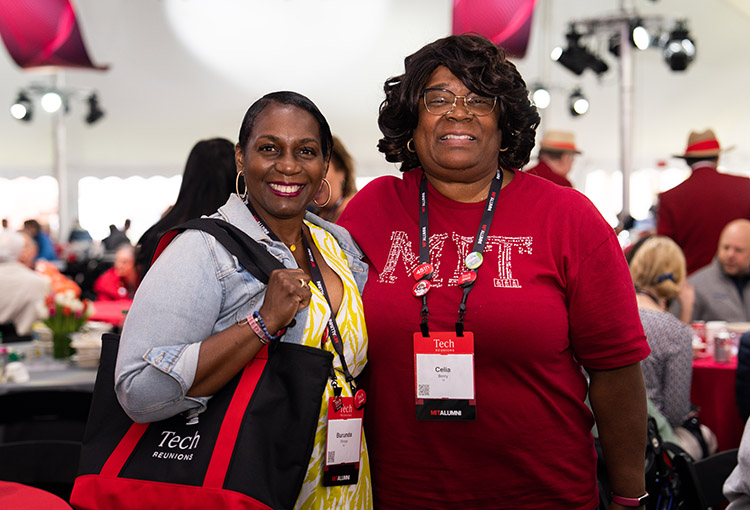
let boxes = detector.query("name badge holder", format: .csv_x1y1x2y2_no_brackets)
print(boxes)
412,171,503,421
323,397,364,486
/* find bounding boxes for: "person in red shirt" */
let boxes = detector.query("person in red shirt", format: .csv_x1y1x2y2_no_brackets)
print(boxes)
93,245,138,300
524,130,581,187
657,129,750,274
338,34,650,510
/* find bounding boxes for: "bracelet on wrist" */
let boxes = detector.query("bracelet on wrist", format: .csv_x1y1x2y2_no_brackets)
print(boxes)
246,314,270,345
252,311,286,342
237,312,286,344
611,492,649,507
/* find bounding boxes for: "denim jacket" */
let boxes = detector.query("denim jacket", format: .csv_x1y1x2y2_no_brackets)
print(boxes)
115,194,368,423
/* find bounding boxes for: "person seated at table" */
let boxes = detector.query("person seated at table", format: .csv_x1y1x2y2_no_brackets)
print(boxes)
737,331,750,423
93,245,138,301
135,137,237,277
0,230,51,341
630,235,717,459
23,219,58,262
678,219,750,322
724,417,750,508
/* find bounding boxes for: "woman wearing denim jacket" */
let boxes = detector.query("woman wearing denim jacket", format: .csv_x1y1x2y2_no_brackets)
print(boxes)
115,91,372,509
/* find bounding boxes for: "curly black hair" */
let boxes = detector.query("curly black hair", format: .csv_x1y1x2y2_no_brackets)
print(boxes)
378,33,540,172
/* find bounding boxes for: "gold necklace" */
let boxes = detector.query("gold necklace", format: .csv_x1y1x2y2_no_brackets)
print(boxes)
284,235,303,252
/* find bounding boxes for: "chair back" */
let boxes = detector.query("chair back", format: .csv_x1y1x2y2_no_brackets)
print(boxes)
0,390,92,442
673,448,739,510
0,440,82,501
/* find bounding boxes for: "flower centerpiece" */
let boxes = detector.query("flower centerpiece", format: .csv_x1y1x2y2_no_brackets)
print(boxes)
43,290,95,359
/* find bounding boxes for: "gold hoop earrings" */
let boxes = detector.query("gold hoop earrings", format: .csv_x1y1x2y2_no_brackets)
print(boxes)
313,178,332,207
235,172,247,200
499,146,509,152
406,138,416,153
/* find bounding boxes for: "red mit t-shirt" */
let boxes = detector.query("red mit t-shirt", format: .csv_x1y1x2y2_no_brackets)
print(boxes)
337,168,649,509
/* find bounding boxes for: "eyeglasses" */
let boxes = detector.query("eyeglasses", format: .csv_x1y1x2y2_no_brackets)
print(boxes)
420,88,497,117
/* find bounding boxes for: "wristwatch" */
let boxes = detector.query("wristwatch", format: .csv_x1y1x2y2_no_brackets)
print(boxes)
611,492,649,507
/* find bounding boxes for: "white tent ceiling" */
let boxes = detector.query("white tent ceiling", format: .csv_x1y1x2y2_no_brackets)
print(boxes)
1,0,749,233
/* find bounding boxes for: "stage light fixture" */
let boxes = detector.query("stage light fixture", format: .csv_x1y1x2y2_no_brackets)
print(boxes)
10,91,32,121
552,26,588,75
662,20,695,71
553,25,609,76
631,22,651,50
41,91,64,113
85,93,105,124
569,89,589,116
531,86,551,109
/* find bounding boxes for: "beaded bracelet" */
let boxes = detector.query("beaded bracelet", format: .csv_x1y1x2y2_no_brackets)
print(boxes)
252,311,286,342
238,311,286,344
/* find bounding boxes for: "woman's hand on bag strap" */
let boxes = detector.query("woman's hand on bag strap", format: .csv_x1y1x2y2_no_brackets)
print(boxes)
258,268,311,335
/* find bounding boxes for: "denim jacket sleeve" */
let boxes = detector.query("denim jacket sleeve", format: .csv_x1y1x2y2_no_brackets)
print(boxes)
114,229,240,422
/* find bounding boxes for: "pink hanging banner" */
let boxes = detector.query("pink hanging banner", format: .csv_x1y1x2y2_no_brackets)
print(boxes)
453,0,538,58
0,0,108,70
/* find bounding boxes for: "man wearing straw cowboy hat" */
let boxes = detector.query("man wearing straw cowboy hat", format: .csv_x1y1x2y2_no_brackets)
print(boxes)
657,128,750,275
524,130,581,188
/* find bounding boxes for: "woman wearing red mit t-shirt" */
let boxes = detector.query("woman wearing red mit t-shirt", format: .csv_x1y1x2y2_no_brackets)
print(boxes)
337,34,650,510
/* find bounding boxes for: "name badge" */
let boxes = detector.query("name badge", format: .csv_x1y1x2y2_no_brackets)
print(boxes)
323,397,363,486
413,331,476,421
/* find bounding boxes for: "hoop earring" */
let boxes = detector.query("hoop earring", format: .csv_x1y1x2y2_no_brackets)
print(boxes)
406,138,416,153
312,178,332,207
499,146,509,152
235,172,247,200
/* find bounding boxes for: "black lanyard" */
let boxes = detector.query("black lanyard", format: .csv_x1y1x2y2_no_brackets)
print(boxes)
246,201,357,394
300,234,357,393
417,169,503,337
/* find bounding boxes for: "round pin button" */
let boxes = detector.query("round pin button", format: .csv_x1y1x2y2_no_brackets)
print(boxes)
413,262,434,281
465,251,483,270
412,279,432,297
458,270,477,287
354,389,367,409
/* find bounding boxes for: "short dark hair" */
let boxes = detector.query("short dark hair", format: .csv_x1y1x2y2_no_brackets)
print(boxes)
237,91,333,162
377,33,540,172
685,156,719,167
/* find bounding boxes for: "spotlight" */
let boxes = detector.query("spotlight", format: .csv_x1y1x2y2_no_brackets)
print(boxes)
553,25,609,76
569,89,589,116
10,91,32,121
41,91,63,113
631,22,651,50
552,26,588,75
85,93,104,124
531,86,551,109
662,20,696,71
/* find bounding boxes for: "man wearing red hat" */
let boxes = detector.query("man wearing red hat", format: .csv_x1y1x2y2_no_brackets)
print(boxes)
657,129,750,274
524,130,580,188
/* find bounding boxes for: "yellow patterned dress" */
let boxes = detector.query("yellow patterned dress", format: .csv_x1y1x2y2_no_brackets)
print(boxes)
293,221,372,510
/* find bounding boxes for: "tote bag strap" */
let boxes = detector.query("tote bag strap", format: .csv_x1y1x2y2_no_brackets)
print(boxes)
203,346,268,488
152,217,285,284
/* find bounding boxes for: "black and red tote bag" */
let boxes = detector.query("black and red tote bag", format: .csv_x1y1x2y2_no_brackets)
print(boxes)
70,218,334,509
71,334,332,509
